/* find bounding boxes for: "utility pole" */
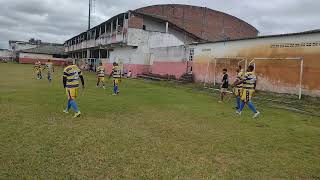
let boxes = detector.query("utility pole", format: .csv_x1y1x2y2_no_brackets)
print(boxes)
88,0,91,30
87,0,92,60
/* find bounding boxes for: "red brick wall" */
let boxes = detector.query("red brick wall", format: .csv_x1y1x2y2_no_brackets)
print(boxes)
135,4,258,41
128,16,144,29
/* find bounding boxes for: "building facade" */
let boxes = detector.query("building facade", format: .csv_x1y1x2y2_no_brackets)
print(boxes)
187,31,320,97
18,44,68,65
64,4,258,77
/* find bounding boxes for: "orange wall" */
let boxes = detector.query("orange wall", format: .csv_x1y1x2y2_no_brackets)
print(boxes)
191,33,320,96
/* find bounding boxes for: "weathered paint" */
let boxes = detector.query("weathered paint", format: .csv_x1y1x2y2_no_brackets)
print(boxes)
103,63,149,77
149,45,188,78
190,32,320,96
151,61,188,78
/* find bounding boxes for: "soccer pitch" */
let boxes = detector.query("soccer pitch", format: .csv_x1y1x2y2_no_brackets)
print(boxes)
0,63,319,179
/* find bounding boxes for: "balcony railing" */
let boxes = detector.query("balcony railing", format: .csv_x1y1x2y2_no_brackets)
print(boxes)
65,32,127,52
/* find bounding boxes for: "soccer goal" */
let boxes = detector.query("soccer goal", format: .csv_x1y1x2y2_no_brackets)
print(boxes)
203,57,247,90
249,57,304,100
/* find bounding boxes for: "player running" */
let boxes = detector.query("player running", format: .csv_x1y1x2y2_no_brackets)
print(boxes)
34,60,42,79
109,62,121,95
235,65,260,118
232,66,244,110
96,62,106,89
62,62,85,118
43,60,54,83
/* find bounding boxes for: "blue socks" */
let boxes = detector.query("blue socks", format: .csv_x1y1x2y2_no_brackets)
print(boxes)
66,100,72,111
248,101,258,113
239,101,245,111
236,96,241,109
114,85,118,94
239,101,257,113
67,99,79,113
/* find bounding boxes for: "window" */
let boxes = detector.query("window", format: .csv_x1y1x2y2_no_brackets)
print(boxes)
189,48,194,61
271,41,320,48
142,25,146,30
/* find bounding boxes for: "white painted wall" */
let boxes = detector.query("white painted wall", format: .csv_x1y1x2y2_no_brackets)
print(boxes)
143,18,166,32
110,45,151,65
190,33,320,58
127,28,185,48
113,28,189,65
109,47,136,64
150,45,187,62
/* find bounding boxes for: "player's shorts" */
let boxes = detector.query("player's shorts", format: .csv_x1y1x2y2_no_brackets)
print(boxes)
66,88,79,100
98,77,105,83
234,87,243,96
241,89,255,102
47,73,52,80
220,88,227,93
113,78,120,85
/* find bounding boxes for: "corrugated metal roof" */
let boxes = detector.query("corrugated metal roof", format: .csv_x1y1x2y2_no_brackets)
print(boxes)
191,29,320,45
20,44,66,55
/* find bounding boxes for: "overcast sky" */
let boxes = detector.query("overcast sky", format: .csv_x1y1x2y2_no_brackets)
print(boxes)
0,0,319,48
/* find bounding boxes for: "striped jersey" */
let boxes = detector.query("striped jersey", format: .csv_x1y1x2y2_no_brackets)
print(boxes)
63,65,82,88
97,66,105,77
112,66,121,78
243,72,256,89
236,71,244,88
34,62,41,70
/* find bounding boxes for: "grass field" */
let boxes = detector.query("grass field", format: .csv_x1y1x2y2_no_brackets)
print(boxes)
0,63,320,179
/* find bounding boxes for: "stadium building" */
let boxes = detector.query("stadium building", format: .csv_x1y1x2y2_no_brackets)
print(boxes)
64,4,258,77
65,4,320,97
10,39,68,65
18,44,68,65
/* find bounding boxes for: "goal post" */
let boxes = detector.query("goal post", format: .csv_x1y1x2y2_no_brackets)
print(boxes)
203,57,247,89
249,57,304,100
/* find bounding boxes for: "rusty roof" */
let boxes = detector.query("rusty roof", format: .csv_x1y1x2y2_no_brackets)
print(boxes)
190,29,320,45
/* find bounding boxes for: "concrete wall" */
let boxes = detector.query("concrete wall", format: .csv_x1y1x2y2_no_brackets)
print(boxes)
150,45,188,78
190,32,320,96
100,28,190,77
143,18,166,32
19,52,67,65
127,28,185,48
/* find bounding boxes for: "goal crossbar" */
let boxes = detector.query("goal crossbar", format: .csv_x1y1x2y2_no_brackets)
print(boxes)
249,57,304,100
203,57,247,88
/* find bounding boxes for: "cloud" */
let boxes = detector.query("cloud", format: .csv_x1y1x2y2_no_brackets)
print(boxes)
0,0,319,48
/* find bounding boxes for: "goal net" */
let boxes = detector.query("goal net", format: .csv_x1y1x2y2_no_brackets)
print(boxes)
249,57,304,99
203,57,247,90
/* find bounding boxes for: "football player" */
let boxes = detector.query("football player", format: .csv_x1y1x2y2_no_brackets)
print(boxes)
96,62,106,89
62,62,85,118
109,62,121,95
235,65,260,118
43,60,54,83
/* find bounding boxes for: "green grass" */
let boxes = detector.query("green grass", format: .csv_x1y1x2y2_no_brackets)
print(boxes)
0,63,319,179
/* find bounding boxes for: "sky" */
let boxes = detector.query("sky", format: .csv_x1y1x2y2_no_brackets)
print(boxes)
0,0,319,49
